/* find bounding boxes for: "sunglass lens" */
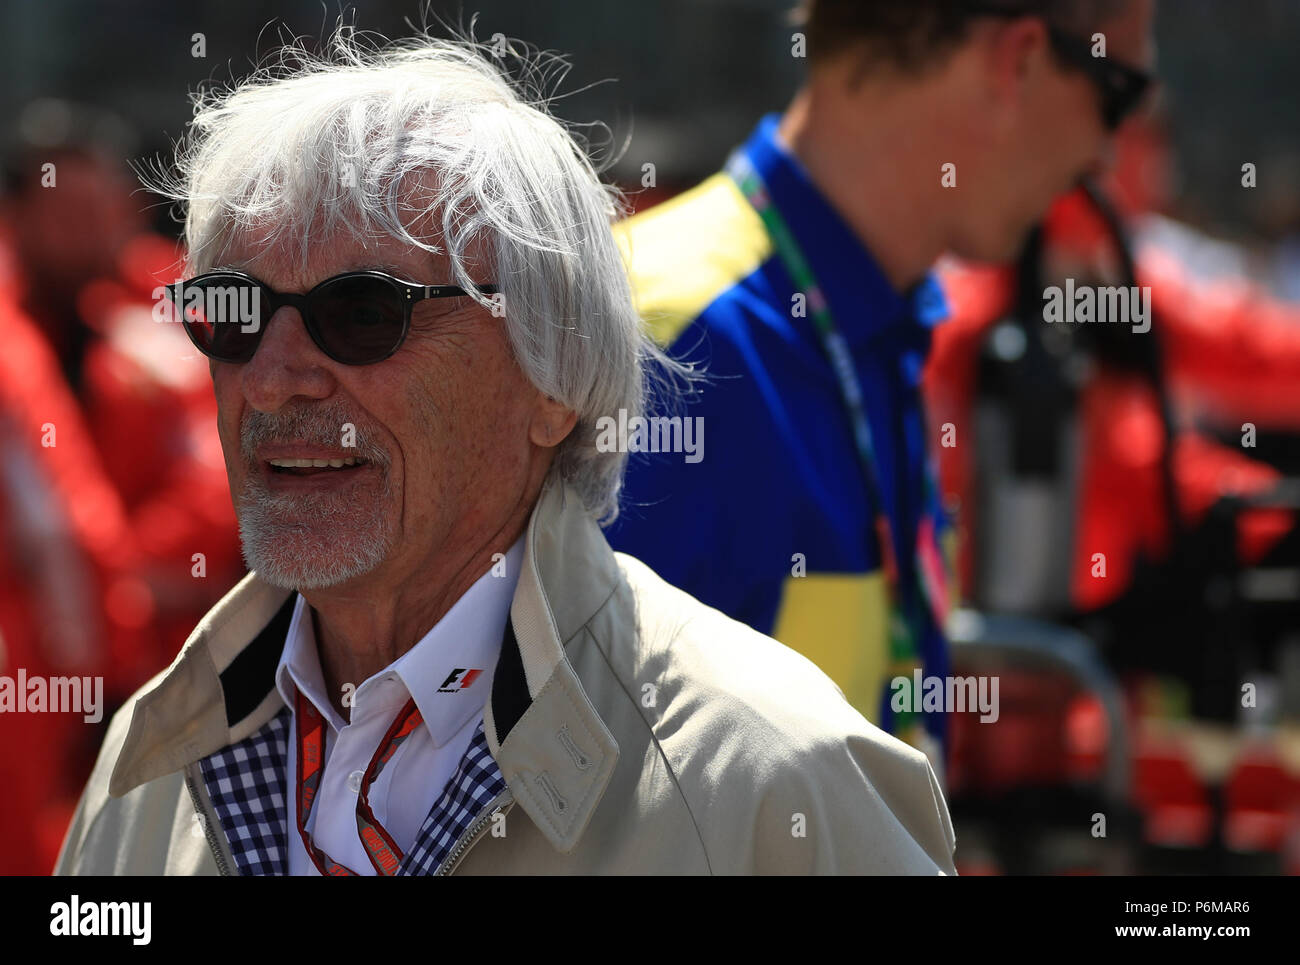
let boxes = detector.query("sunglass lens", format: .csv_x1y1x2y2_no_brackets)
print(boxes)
168,275,263,362
311,276,406,364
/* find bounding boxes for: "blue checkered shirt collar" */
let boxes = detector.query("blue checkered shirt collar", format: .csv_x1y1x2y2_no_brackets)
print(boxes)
198,708,506,875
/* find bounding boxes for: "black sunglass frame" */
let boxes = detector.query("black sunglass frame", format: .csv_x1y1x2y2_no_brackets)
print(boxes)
1043,27,1152,131
965,2,1153,131
166,269,500,365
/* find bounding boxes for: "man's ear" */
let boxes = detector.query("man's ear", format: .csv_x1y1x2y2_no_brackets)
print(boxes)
528,395,578,449
985,16,1052,102
971,15,1050,136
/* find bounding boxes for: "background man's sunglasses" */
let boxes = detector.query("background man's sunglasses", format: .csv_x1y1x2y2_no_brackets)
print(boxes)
966,3,1154,131
164,269,499,365
1045,27,1152,130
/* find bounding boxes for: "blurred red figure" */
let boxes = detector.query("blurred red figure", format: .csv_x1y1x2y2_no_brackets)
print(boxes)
0,102,243,872
75,233,245,663
0,267,152,874
926,183,1300,615
2,101,243,677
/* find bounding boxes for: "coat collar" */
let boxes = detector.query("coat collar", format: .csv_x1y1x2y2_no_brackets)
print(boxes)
109,480,621,855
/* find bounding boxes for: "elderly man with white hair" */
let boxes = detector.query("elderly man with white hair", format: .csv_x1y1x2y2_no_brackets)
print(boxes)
55,30,957,876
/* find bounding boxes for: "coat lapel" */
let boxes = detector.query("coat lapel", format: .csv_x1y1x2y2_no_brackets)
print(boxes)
112,480,626,865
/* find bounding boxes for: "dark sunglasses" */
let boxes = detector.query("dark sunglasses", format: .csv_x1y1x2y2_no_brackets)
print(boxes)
163,269,499,365
966,3,1153,130
1044,27,1152,130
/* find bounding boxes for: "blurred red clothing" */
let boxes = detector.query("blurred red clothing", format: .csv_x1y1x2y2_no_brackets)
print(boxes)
0,229,242,873
74,234,244,668
927,191,1299,612
0,275,153,874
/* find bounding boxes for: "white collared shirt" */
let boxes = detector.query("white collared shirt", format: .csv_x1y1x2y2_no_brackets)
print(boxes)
275,538,523,875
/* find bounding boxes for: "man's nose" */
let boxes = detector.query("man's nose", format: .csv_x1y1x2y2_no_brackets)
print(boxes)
239,305,336,412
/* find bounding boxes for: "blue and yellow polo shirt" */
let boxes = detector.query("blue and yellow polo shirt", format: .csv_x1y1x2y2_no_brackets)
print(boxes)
608,114,953,752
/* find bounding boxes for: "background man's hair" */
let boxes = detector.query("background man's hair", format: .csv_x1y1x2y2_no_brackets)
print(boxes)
145,21,686,525
3,99,136,196
792,0,1132,75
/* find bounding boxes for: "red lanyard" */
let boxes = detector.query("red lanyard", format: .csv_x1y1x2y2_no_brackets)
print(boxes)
294,688,424,876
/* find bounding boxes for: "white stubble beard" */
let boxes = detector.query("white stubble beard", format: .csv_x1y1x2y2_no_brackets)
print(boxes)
237,470,396,590
234,402,397,590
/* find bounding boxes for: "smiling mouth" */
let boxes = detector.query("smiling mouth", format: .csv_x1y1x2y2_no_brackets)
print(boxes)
267,456,370,476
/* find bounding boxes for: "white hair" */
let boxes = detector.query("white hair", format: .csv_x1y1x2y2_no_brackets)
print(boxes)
146,23,684,524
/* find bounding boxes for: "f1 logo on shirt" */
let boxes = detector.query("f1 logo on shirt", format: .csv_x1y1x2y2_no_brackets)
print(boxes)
438,668,483,693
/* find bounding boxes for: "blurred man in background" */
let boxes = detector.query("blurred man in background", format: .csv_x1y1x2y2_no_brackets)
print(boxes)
610,0,1157,766
1,100,141,391
0,100,158,873
0,205,142,875
0,99,245,873
1,100,243,684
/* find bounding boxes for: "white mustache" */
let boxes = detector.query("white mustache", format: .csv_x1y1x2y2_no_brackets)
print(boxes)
239,404,390,468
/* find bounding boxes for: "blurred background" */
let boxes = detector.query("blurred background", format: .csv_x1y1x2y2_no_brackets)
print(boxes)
1,0,1298,875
